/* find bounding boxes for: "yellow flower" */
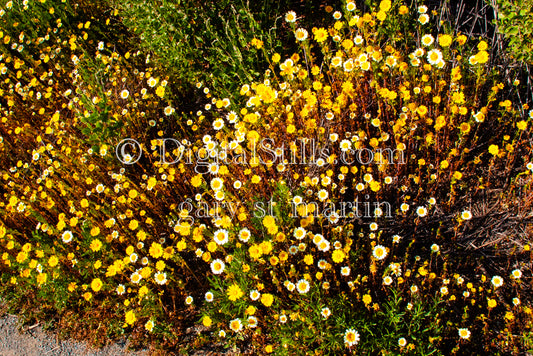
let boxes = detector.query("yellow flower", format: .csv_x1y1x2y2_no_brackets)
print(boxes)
48,255,59,267
313,28,328,43
145,320,154,332
136,230,147,241
249,244,262,259
272,53,281,63
227,283,244,301
438,34,452,47
104,219,115,228
90,226,100,236
287,124,296,134
155,86,165,97
125,310,136,325
459,122,471,134
36,273,47,285
202,315,212,327
340,39,353,51
362,294,372,305
90,239,102,252
376,10,387,21
191,174,202,187
435,115,446,130
475,51,489,64
149,242,164,259
488,144,499,156
246,305,256,315
399,5,409,15
251,38,263,49
21,243,31,253
57,220,66,231
128,189,138,199
129,219,139,230
91,278,103,292
260,241,273,255
332,249,345,263
478,41,488,51
487,298,497,309
517,120,527,130
262,215,278,234
379,0,391,12
261,293,274,307
155,260,166,271
255,83,276,103
416,105,428,116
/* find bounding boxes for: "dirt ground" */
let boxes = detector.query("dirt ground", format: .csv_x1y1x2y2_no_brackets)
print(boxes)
0,313,149,356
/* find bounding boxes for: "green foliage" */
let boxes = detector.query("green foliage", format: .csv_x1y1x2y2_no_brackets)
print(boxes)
111,0,330,100
494,0,533,63
111,0,277,99
0,0,532,355
268,288,443,355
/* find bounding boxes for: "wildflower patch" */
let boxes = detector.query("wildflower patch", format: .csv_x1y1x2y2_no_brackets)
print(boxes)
0,0,532,355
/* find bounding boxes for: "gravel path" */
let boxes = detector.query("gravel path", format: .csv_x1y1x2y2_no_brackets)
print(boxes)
0,313,149,356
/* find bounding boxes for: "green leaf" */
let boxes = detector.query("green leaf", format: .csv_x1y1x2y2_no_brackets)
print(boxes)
508,26,519,35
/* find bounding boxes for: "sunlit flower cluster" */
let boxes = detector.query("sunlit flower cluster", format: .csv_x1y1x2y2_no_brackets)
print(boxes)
0,0,530,354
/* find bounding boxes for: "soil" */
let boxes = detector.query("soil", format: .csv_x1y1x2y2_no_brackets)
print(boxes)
0,313,149,356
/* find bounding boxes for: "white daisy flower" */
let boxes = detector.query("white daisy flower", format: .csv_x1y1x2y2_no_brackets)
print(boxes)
372,245,387,260
491,275,503,288
205,291,214,302
250,289,261,301
511,269,522,279
295,28,308,41
296,279,310,294
458,328,471,339
154,271,167,285
229,318,243,332
213,229,229,245
416,206,427,217
421,34,434,47
344,328,360,346
61,230,73,243
293,227,306,240
285,11,297,23
461,210,472,220
210,259,225,274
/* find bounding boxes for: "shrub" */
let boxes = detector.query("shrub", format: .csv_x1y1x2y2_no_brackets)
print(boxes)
0,0,532,355
493,0,533,63
109,0,311,100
